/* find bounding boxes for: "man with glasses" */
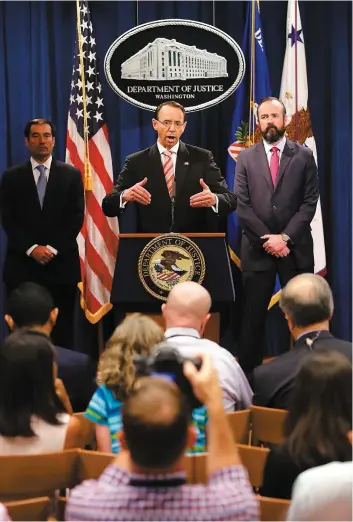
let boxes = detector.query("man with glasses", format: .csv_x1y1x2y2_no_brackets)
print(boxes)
102,101,237,233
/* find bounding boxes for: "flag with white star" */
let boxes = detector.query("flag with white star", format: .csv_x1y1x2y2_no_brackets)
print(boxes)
279,0,326,276
66,0,119,324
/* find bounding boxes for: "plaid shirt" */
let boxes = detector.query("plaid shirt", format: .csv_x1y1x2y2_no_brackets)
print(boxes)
65,464,259,521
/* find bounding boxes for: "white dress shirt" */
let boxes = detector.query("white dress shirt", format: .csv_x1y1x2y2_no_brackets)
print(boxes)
164,327,253,411
27,156,58,256
120,140,219,212
263,135,286,166
287,461,353,521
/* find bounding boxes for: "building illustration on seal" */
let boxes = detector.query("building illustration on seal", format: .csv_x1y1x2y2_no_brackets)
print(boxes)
121,38,228,81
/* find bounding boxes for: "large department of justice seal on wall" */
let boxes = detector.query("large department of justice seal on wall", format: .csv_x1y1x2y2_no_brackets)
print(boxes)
138,234,206,300
104,19,245,112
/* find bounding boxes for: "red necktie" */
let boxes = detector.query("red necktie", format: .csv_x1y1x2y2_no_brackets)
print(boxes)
270,147,279,187
162,150,175,198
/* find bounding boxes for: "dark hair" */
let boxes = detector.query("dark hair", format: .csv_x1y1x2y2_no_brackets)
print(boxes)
279,274,333,327
0,330,62,437
284,349,352,467
257,96,286,116
6,282,54,328
154,102,187,122
122,378,191,469
24,119,56,138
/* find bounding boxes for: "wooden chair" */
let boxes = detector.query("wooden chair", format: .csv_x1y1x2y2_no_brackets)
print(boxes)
76,449,115,482
3,497,53,521
250,405,288,446
0,450,77,501
227,409,251,444
73,412,96,449
237,444,269,489
259,496,290,521
184,444,269,488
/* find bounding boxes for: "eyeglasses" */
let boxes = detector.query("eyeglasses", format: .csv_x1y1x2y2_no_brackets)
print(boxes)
154,119,185,128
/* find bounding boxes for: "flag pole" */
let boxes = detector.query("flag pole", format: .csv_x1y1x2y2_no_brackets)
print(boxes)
294,0,299,142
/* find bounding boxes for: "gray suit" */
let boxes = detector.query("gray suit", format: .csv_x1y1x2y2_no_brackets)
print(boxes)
234,139,320,374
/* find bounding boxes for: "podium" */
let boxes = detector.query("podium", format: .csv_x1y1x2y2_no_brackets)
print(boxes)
110,233,235,342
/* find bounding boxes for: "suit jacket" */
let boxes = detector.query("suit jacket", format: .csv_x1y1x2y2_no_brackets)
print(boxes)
253,331,352,410
234,140,319,270
56,345,97,413
0,160,84,286
102,141,237,233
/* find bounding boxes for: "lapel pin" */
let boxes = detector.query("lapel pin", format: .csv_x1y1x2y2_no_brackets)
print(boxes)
184,162,189,165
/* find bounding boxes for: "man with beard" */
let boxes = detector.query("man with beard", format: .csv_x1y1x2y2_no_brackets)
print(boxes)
102,101,237,233
234,97,319,379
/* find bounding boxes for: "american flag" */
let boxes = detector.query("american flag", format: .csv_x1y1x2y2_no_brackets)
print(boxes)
156,271,180,282
66,0,119,324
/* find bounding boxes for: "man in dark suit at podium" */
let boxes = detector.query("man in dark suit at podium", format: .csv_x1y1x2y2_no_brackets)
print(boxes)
102,101,237,232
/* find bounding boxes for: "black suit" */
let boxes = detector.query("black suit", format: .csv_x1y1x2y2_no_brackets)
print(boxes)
56,345,97,412
253,331,352,410
0,159,84,347
102,141,237,232
234,140,319,373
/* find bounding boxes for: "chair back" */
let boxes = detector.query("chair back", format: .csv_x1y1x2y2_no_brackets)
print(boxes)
227,409,251,444
237,444,269,488
259,496,290,521
250,406,287,445
3,497,52,521
0,450,77,501
77,450,115,482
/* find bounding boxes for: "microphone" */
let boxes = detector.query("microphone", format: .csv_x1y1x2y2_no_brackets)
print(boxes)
170,181,176,232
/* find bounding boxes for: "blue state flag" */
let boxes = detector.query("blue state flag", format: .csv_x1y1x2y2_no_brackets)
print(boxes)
226,0,280,305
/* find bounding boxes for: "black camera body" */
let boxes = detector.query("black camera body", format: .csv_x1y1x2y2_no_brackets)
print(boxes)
134,343,202,410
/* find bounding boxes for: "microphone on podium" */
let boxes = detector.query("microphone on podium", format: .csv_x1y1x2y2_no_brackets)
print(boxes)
170,181,176,232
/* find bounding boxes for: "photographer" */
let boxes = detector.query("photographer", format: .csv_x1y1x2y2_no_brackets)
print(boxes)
66,354,258,521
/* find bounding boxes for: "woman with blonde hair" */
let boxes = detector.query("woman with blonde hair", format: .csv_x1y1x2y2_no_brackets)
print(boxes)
86,314,165,453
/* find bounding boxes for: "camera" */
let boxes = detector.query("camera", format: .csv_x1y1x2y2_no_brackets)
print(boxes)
134,343,203,410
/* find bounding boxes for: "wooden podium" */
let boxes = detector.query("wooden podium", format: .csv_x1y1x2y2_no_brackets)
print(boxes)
110,233,235,343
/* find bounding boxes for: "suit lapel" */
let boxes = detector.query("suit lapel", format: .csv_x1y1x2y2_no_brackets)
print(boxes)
148,144,170,200
42,159,60,211
24,162,42,211
255,142,273,192
175,141,190,198
274,140,295,192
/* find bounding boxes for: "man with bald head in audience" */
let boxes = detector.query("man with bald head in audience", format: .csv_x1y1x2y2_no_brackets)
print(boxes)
162,281,253,411
253,273,352,410
66,354,258,521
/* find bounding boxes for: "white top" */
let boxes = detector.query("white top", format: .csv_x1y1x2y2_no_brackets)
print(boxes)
165,327,253,411
287,461,353,521
0,505,10,522
0,413,70,455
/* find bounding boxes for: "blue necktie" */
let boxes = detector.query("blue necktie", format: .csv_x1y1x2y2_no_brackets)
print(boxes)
36,164,47,208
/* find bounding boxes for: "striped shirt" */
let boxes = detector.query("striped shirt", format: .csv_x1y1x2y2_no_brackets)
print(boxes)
65,464,259,521
85,384,207,454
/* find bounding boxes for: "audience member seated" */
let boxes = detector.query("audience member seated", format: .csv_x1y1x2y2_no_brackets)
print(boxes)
5,282,97,412
66,354,259,521
253,274,352,409
0,330,81,453
261,349,352,499
162,281,253,411
288,460,353,521
86,314,208,454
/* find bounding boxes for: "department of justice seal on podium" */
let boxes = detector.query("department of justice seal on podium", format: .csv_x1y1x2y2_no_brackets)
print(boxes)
138,234,206,300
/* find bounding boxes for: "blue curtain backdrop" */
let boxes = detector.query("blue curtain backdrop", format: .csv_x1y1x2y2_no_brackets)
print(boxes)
0,1,351,349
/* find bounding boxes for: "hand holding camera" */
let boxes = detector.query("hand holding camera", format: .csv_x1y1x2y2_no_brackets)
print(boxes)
183,352,222,409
